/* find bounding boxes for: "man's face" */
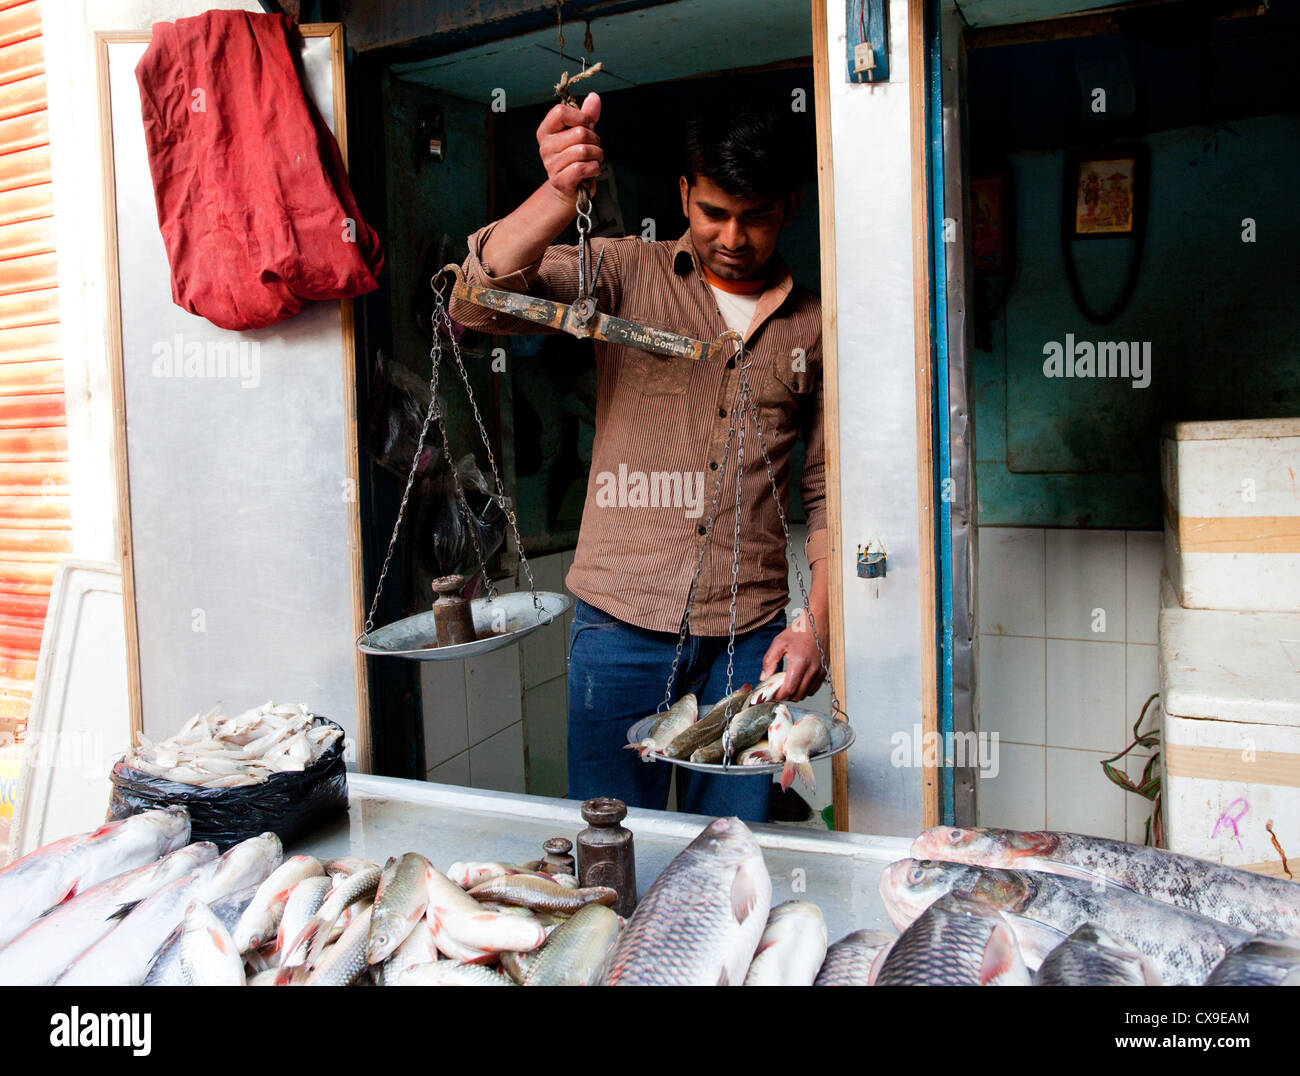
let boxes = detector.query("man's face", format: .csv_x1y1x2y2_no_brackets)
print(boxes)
679,175,799,281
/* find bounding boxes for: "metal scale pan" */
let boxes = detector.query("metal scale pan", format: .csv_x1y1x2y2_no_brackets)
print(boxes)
624,706,855,776
357,590,572,661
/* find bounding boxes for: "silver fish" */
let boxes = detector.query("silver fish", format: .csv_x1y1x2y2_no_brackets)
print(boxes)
875,892,1030,986
275,876,333,962
427,867,547,959
467,874,617,915
746,672,786,707
600,817,771,986
499,948,536,984
143,884,260,987
1204,933,1300,986
664,686,754,759
284,865,381,967
814,929,897,986
0,807,191,948
392,961,515,986
696,702,779,765
56,832,281,986
386,917,440,979
881,858,1249,986
232,855,324,954
368,854,432,965
743,900,827,986
1034,923,1161,986
0,842,216,986
307,901,373,986
626,694,698,760
911,825,1300,936
779,708,829,792
178,900,245,986
523,904,621,986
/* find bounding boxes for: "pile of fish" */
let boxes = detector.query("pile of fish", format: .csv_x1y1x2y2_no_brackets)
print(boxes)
868,825,1300,986
121,701,342,788
628,673,840,792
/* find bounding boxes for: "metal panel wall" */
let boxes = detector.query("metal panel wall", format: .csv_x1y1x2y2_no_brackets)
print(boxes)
0,0,71,740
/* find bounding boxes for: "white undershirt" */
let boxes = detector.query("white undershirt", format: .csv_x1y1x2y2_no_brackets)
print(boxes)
708,284,762,337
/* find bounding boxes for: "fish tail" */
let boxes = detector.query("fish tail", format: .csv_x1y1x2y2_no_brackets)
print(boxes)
797,760,816,792
780,759,796,792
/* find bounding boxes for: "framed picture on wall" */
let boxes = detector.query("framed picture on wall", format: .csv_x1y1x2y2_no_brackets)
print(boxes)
1068,148,1145,238
971,170,1012,274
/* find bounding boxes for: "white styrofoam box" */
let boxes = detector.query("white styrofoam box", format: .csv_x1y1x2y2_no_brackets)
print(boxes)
1046,530,1126,641
1162,418,1300,612
1159,605,1300,875
1159,569,1179,611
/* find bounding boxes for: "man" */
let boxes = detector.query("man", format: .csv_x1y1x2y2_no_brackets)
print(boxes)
449,89,827,823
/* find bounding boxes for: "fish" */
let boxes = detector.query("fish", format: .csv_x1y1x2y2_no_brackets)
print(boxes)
387,917,440,979
368,853,433,965
57,832,281,986
910,825,1300,937
427,868,547,958
1033,923,1161,986
306,901,373,986
178,900,246,986
0,841,217,986
1203,933,1300,986
814,929,897,986
738,741,775,766
625,694,698,760
144,884,261,986
663,685,754,760
232,855,324,954
766,705,794,759
743,900,828,986
600,817,771,986
392,961,516,986
274,876,333,961
522,904,621,986
692,702,780,765
467,875,617,915
874,892,1030,986
0,806,191,948
880,858,1249,986
446,861,528,889
123,701,340,787
779,707,829,791
499,948,537,984
746,672,786,707
326,856,379,879
284,865,381,968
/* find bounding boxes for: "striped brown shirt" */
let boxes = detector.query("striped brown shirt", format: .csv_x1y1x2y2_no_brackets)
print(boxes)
449,224,826,636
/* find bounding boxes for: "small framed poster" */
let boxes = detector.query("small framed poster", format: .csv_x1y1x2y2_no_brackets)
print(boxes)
1068,148,1145,238
971,171,1011,274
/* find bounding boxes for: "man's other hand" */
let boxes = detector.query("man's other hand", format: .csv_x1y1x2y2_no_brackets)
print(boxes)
538,93,603,201
759,610,827,703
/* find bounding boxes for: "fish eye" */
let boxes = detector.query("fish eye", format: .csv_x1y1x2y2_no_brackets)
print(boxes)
909,866,926,883
948,828,966,844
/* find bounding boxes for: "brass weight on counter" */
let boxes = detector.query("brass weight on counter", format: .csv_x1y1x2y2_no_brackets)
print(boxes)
430,574,477,647
576,797,637,918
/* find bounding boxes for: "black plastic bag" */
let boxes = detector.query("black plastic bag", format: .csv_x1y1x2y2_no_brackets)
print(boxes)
107,717,349,852
414,452,507,581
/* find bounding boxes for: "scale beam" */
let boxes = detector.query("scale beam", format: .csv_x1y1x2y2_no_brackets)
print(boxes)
437,263,741,364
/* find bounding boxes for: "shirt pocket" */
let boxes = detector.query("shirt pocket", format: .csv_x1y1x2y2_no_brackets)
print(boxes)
624,348,694,396
755,354,812,421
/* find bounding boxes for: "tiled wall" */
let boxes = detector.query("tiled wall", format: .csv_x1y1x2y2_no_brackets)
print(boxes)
975,527,1163,842
422,527,834,820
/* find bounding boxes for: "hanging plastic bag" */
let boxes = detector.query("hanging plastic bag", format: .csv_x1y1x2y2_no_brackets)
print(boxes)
413,452,507,581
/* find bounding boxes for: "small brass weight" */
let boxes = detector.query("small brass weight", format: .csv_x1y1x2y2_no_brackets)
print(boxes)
430,574,477,647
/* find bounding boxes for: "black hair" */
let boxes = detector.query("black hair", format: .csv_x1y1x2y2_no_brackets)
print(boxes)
681,92,808,202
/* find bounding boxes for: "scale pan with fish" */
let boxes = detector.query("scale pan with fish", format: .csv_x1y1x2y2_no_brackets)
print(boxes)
625,706,855,776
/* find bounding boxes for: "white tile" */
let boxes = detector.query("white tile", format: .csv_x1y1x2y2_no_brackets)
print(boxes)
466,645,522,745
1125,644,1161,738
1045,529,1126,641
1046,639,1127,752
524,676,568,799
1126,531,1164,644
421,660,468,769
977,634,1045,745
1046,747,1128,840
976,528,1044,636
470,721,526,795
522,555,568,689
427,750,470,788
975,743,1044,831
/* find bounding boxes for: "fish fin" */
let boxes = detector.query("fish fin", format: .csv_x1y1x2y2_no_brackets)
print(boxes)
999,913,1068,973
110,899,142,921
730,861,762,926
780,759,795,792
717,968,729,986
980,924,1030,986
866,941,895,986
795,760,815,792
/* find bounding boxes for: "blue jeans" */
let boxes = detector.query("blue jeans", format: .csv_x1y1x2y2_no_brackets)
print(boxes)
567,599,783,822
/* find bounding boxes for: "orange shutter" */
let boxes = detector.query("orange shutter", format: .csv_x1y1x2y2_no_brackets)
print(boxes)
0,0,71,742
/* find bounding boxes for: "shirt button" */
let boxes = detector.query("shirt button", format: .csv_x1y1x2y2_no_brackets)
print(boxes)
726,358,736,369
718,407,727,418
697,525,707,536
709,461,718,470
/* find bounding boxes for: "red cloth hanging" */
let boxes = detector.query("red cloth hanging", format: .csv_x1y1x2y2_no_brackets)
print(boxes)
135,11,383,330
